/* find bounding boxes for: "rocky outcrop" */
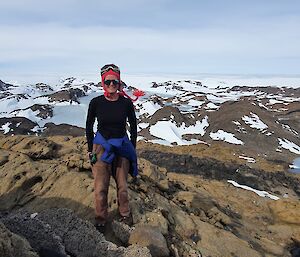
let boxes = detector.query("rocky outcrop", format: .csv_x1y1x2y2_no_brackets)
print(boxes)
10,104,53,119
129,226,170,257
0,222,39,257
2,211,68,257
0,135,299,257
45,88,85,104
1,209,152,257
0,117,39,135
41,123,85,137
0,80,13,91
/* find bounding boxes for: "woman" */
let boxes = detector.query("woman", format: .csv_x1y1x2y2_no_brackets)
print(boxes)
86,64,141,231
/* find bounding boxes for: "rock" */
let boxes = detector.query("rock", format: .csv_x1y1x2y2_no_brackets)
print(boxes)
36,208,152,257
192,218,262,257
259,237,285,256
123,244,152,257
37,208,108,257
129,225,170,257
0,222,39,257
0,150,9,166
205,206,232,227
139,158,167,181
171,208,197,238
41,123,85,137
111,220,134,244
129,199,147,224
1,211,68,256
0,117,39,135
139,210,169,235
157,179,169,191
0,208,153,257
11,137,58,159
268,200,300,225
0,134,300,257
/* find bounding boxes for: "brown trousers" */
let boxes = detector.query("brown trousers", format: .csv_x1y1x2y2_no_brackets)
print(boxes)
92,144,130,224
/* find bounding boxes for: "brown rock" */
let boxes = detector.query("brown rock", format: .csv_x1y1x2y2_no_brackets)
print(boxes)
139,210,169,235
192,218,261,257
171,208,197,238
11,137,58,159
139,158,167,180
123,245,152,257
129,225,170,257
268,199,300,225
0,150,9,166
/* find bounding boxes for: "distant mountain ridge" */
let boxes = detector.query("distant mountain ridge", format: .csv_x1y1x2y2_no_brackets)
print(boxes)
0,77,299,165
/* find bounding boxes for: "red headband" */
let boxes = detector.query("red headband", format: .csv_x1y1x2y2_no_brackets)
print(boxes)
100,69,145,101
101,70,120,87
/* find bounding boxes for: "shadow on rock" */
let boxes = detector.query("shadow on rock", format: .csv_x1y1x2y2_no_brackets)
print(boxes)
0,188,152,257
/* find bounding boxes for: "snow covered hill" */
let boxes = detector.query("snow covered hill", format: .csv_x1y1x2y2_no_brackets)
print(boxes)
0,76,299,163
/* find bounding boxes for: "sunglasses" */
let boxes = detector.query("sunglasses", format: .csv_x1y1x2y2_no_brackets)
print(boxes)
101,65,120,75
104,79,120,86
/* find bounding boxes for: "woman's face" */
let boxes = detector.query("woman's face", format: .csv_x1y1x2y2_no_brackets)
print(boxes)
103,74,120,94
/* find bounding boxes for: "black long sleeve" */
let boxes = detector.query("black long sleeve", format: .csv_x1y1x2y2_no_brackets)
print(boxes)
86,100,96,152
85,95,137,152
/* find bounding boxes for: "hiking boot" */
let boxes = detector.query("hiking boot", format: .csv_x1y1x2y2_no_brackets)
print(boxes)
95,223,106,234
94,217,106,234
118,214,133,226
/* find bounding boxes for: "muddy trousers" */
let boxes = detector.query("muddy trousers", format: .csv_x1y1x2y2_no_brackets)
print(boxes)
92,144,130,224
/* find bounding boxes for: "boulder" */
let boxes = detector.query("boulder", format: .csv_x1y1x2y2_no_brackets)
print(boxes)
0,222,39,257
139,158,167,181
1,211,67,256
123,245,152,257
138,210,169,235
129,225,170,257
111,220,134,244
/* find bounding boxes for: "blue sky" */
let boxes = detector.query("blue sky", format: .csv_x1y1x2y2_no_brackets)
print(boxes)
1,0,300,82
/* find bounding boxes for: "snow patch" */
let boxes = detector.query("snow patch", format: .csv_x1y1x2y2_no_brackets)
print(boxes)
228,180,279,200
278,138,300,155
137,101,162,117
242,113,268,131
1,122,11,134
149,116,209,145
205,102,219,110
239,155,256,163
210,130,244,145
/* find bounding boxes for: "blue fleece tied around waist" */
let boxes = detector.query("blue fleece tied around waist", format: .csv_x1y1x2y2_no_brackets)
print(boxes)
93,132,138,177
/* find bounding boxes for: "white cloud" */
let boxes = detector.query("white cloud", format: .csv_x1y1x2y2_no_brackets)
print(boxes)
1,2,300,78
1,20,300,62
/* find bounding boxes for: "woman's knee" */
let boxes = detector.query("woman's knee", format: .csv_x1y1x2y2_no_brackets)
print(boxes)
97,190,108,200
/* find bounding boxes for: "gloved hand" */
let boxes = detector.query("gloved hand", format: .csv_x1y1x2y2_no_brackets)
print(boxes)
88,152,97,166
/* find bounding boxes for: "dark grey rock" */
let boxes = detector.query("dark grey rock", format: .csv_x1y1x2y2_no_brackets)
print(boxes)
0,222,39,257
0,208,152,257
1,211,67,257
37,208,107,257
